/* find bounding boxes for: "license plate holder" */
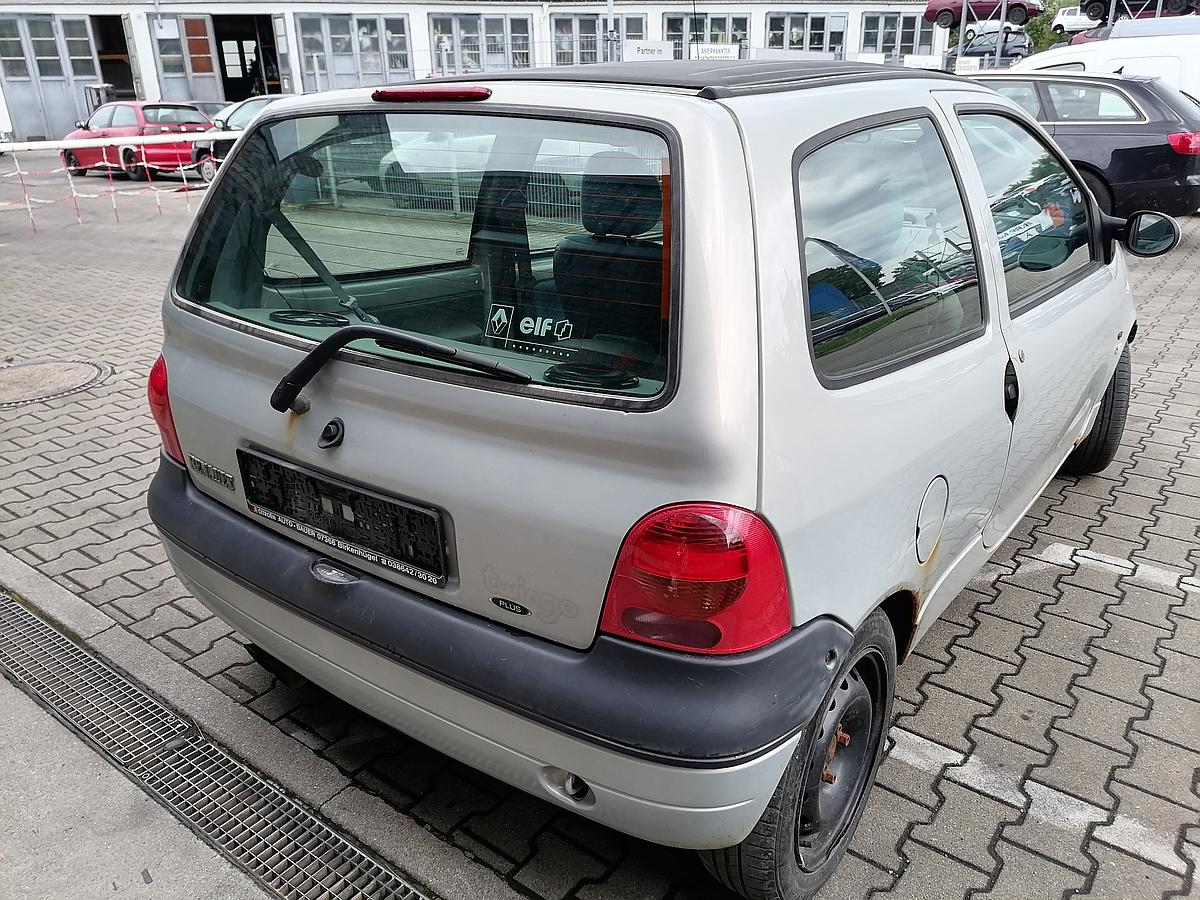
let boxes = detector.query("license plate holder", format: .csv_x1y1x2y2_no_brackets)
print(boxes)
236,449,447,586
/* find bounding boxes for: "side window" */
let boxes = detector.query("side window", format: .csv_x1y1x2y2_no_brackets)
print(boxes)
1045,83,1140,121
87,105,114,129
991,81,1042,118
797,118,983,382
959,114,1094,312
110,105,138,127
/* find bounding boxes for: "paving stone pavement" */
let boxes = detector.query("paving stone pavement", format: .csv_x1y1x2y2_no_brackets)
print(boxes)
1,170,1198,899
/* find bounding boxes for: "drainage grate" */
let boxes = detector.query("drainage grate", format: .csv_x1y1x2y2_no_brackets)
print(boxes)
0,596,188,766
131,735,423,900
0,593,431,900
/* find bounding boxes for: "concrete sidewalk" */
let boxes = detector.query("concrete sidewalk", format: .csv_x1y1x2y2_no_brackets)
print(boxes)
0,677,264,900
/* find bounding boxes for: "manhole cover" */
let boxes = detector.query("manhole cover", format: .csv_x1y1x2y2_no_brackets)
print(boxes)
0,359,113,408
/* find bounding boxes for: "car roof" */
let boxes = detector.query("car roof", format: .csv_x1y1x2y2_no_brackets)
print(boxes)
439,60,956,98
975,71,1155,84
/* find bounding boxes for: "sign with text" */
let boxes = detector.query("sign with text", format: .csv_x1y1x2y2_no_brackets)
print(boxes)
622,40,673,61
689,42,741,60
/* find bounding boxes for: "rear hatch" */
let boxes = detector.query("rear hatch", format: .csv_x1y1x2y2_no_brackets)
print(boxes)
162,92,759,649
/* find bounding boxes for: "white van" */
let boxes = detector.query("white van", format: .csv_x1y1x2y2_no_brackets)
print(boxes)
1012,34,1200,97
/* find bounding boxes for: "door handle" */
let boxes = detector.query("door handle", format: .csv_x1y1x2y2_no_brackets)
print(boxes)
1004,360,1020,422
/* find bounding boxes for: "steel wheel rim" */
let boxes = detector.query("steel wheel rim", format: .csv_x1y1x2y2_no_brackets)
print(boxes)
794,649,885,873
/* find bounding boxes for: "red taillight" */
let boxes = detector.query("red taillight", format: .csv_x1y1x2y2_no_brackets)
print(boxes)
147,354,184,464
600,503,791,655
1168,132,1200,154
371,85,492,103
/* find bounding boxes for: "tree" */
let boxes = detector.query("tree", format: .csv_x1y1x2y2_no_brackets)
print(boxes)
1025,0,1074,52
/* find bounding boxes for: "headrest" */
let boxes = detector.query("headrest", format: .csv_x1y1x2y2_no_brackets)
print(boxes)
581,151,662,238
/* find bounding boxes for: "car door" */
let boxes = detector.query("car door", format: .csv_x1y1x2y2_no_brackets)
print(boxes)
746,91,1015,633
78,105,114,168
106,103,140,169
935,91,1130,546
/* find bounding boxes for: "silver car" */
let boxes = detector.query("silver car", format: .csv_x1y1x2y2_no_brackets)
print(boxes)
148,62,1179,899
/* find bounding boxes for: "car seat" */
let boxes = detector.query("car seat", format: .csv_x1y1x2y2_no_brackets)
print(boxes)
553,151,665,352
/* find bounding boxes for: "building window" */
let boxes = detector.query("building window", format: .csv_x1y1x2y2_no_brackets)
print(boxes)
767,13,847,53
861,13,933,55
0,19,29,79
357,18,382,75
432,14,530,75
273,15,292,91
384,18,409,72
61,19,96,77
153,16,185,75
26,18,63,78
664,14,747,60
510,19,530,67
298,17,325,77
183,18,213,75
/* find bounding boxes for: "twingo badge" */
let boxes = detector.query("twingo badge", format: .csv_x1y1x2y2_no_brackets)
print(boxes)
188,454,235,491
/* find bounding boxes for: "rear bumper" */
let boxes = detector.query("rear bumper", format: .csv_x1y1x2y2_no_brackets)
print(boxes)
149,456,851,847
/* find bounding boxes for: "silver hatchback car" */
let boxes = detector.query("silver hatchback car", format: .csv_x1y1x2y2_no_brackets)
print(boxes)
149,62,1179,900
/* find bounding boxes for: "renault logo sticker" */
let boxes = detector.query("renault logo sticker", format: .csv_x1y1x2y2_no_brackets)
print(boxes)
487,304,514,339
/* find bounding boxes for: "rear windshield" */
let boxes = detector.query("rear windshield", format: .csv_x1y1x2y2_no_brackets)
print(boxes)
145,105,210,125
1150,80,1200,128
176,112,674,400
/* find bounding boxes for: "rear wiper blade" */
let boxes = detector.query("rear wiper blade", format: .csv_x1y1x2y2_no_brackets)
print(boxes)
270,324,532,413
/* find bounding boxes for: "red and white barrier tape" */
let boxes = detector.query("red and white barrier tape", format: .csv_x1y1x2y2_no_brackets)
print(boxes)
0,130,241,232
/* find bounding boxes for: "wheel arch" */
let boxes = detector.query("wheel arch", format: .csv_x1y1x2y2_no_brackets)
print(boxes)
877,590,919,663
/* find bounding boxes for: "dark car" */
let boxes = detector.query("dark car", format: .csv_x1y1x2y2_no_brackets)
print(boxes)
977,72,1200,215
192,95,292,182
948,29,1032,62
925,0,1044,28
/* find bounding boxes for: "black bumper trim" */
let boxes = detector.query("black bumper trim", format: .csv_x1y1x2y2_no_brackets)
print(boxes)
149,455,853,767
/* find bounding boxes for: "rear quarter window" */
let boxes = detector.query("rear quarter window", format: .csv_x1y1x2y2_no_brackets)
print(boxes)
176,111,675,403
796,117,984,383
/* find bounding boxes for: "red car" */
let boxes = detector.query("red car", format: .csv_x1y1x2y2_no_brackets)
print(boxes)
924,0,1045,27
61,101,212,181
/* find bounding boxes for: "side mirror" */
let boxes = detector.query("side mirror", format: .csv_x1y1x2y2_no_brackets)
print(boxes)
1124,210,1180,258
1018,232,1072,272
75,120,87,130
1100,210,1181,262
214,118,226,129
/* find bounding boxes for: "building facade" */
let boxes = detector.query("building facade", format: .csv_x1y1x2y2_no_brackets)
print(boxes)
0,0,945,141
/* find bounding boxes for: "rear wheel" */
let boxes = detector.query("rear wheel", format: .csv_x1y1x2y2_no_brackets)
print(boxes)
1053,23,1065,33
64,151,87,177
1165,0,1189,12
1007,5,1030,24
1080,169,1114,216
699,610,896,900
123,149,148,182
936,8,956,27
1064,347,1131,476
964,25,978,39
1084,0,1107,18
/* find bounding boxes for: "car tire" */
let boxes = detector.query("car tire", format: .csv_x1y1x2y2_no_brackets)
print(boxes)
1053,23,1065,33
1064,346,1131,476
1084,0,1107,18
1007,5,1030,24
1080,169,1114,216
1165,0,1188,12
965,25,978,39
936,9,957,27
698,609,896,900
123,150,148,182
198,156,218,183
64,151,87,177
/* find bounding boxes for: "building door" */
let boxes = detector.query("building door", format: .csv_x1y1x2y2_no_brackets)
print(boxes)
0,15,99,139
150,14,220,102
